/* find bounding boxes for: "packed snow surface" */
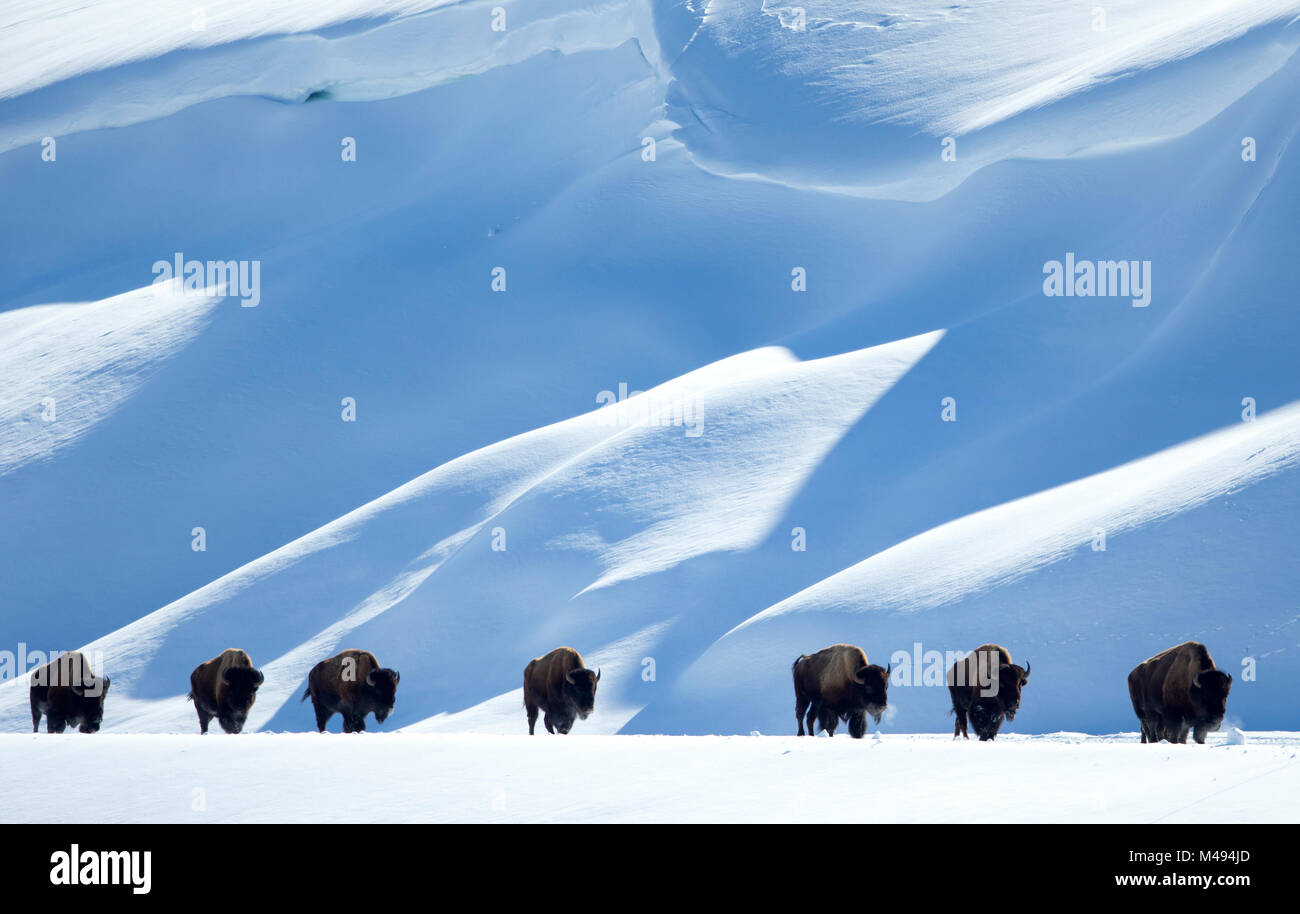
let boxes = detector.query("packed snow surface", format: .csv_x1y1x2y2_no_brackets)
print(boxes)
1,732,1296,823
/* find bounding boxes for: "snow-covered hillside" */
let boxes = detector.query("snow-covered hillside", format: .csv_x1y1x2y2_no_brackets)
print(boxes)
1,0,1298,753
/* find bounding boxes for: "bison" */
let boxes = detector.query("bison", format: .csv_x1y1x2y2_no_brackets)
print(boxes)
1128,641,1231,744
301,649,400,733
523,647,600,735
793,643,890,738
188,648,264,734
29,651,110,734
947,644,1030,741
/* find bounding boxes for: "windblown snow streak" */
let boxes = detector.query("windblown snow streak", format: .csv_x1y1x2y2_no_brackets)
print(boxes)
666,0,1300,197
731,400,1300,629
733,0,1300,135
0,283,224,476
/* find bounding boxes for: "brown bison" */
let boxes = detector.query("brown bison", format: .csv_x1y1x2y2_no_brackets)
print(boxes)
29,651,110,734
1128,641,1232,744
188,648,264,734
523,647,600,735
301,649,400,733
947,644,1030,741
793,643,890,738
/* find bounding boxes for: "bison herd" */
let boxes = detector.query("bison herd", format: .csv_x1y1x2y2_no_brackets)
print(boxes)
792,641,1031,741
25,640,1232,744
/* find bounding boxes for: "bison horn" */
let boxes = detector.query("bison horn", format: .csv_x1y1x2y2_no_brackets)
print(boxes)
255,669,265,686
391,669,399,684
596,668,601,682
1023,661,1030,678
566,669,577,684
366,669,377,687
885,663,892,679
853,665,867,684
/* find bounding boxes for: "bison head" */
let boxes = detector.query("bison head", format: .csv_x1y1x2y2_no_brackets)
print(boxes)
999,661,1030,720
219,666,264,733
75,676,110,733
1190,669,1231,729
564,667,600,720
968,696,1004,740
365,667,400,722
852,663,890,724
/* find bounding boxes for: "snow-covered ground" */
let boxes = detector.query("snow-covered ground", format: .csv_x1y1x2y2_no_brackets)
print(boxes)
2,0,1298,817
2,732,1295,823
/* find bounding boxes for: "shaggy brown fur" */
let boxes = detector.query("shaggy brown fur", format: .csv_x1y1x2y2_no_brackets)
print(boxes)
188,648,263,734
792,643,890,739
523,647,599,735
1128,642,1231,744
946,644,1030,741
301,649,400,732
30,652,110,734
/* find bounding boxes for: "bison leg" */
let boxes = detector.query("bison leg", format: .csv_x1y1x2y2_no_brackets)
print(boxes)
795,695,810,736
1127,677,1146,741
847,710,867,739
1192,723,1210,745
821,708,838,737
799,699,820,736
311,699,332,733
1166,717,1189,744
543,712,555,734
949,685,969,739
46,715,67,734
196,706,212,735
526,702,539,736
342,714,366,733
30,704,41,733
